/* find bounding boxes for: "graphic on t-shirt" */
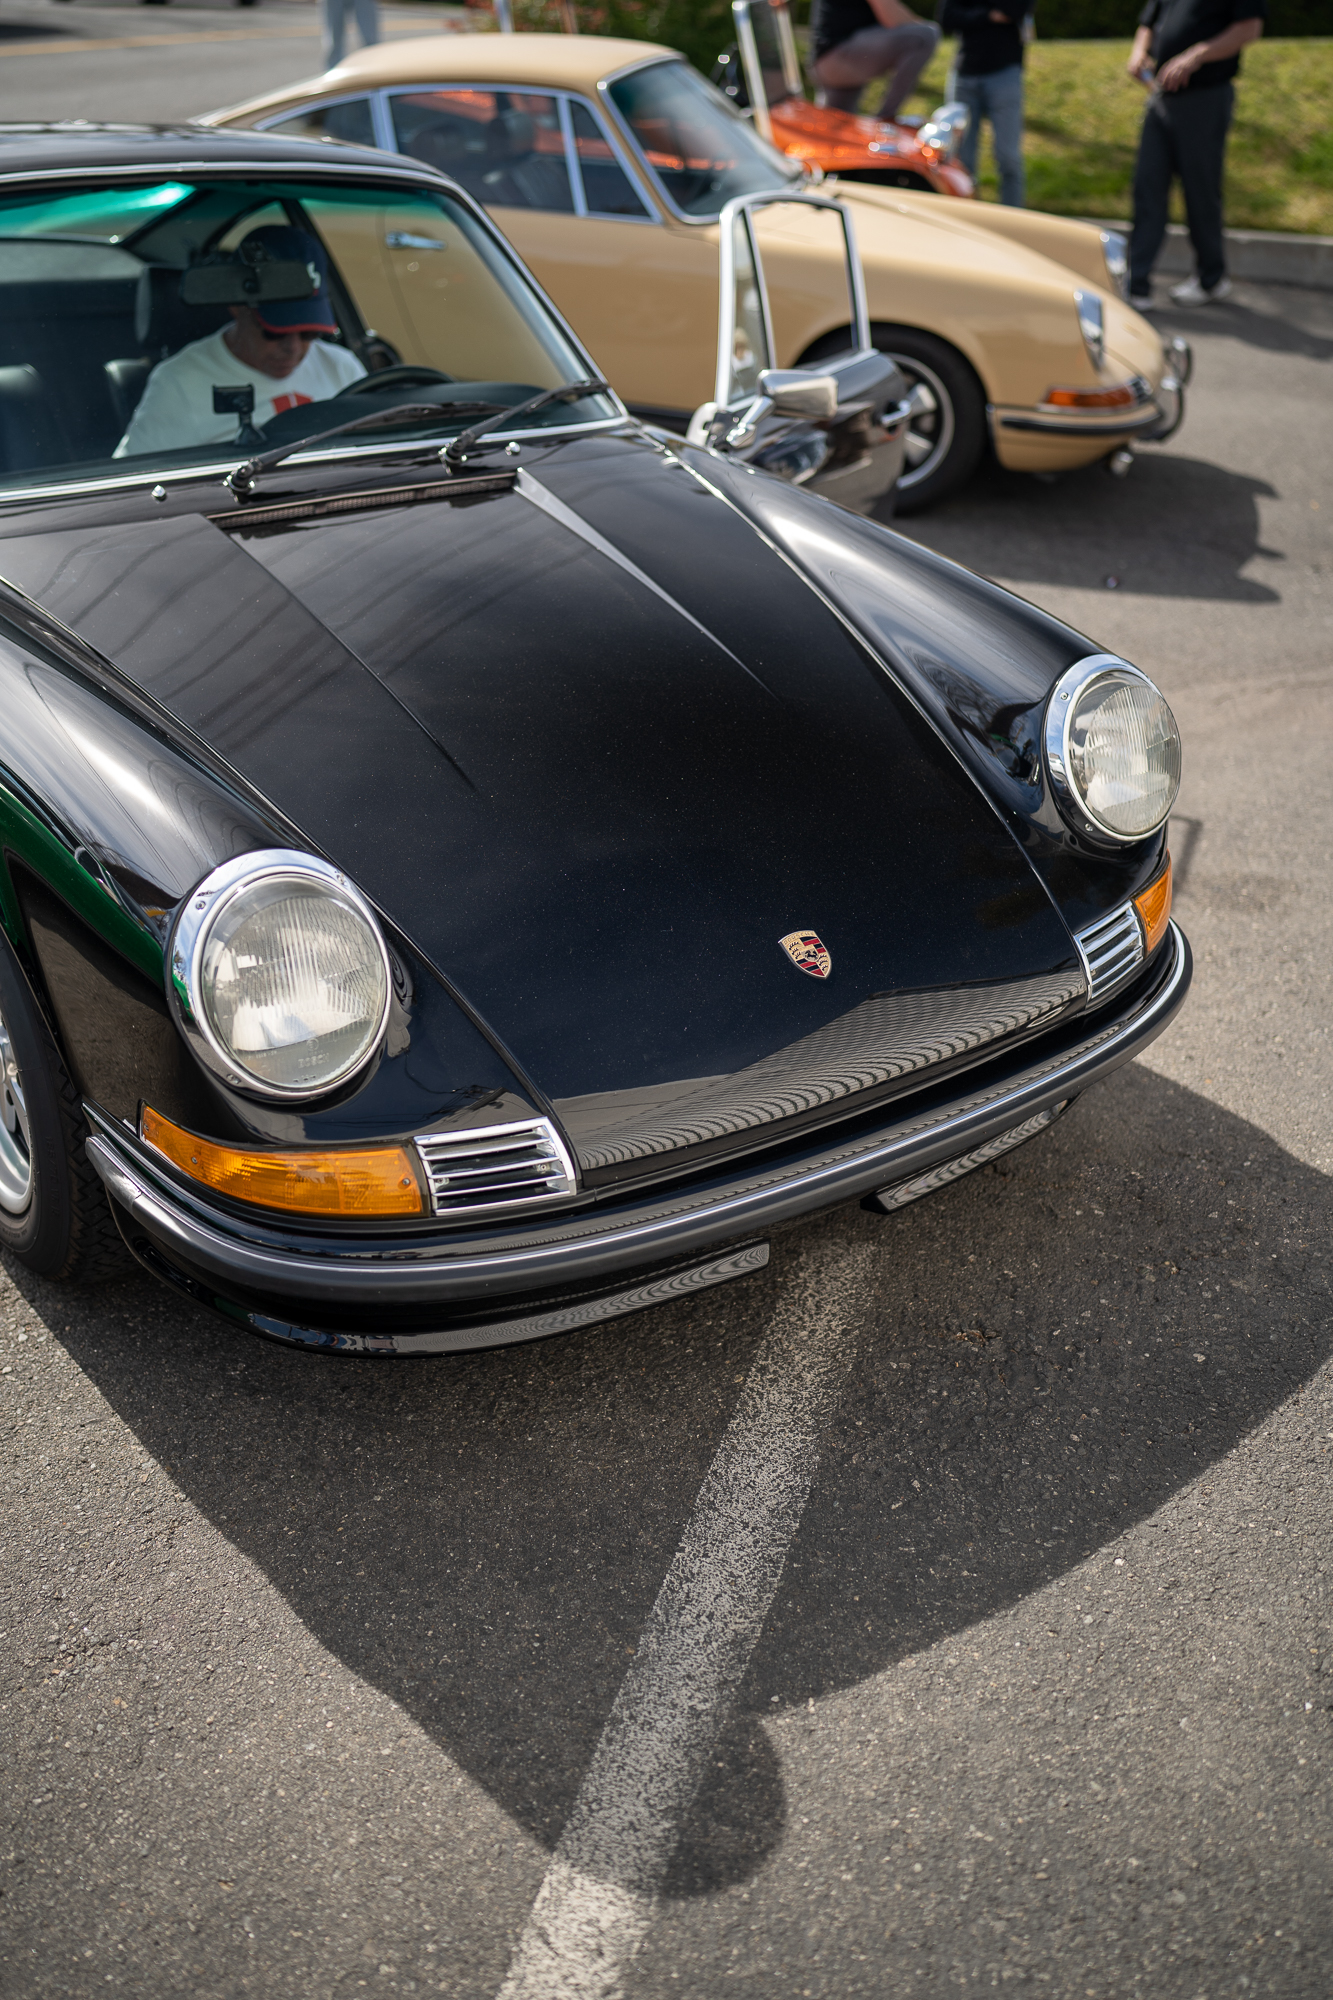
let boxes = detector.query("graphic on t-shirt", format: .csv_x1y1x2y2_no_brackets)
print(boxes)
114,330,365,458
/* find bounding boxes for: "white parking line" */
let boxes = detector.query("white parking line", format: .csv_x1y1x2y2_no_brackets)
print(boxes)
496,1242,870,2000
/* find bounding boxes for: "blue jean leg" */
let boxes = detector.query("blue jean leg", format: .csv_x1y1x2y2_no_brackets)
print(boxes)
955,65,1026,208
322,0,379,69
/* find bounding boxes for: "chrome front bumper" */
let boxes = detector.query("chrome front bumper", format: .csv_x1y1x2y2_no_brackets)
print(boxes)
995,338,1192,446
86,925,1190,1354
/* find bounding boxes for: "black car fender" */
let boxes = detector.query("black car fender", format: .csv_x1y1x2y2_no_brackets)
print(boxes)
676,448,1170,938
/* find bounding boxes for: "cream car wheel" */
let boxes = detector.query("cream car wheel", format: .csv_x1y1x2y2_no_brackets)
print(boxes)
871,327,986,513
0,997,33,1215
896,360,955,490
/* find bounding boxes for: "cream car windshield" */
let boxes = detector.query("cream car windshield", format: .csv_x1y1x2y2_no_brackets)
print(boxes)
607,60,802,218
0,176,611,492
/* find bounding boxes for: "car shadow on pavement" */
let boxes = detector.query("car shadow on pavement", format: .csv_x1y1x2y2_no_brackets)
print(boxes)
13,1064,1332,1900
895,450,1281,603
1156,295,1333,366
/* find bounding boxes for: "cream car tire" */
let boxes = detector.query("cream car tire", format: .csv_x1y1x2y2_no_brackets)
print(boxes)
0,934,127,1282
870,326,986,513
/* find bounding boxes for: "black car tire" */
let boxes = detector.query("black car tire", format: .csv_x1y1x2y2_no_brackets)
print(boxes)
0,933,127,1283
870,326,986,513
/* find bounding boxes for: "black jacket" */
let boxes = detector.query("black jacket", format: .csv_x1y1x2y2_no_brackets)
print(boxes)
939,0,1026,75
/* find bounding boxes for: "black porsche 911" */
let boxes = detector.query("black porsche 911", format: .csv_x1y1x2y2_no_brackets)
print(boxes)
0,126,1188,1354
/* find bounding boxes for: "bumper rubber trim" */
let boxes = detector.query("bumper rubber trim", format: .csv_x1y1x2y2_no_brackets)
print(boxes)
124,1233,771,1356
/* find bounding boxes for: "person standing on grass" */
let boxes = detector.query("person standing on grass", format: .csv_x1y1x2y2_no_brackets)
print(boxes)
322,0,379,70
938,0,1029,208
1126,0,1264,309
811,0,941,125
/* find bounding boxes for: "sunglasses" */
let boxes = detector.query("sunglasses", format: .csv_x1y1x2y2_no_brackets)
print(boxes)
258,325,320,342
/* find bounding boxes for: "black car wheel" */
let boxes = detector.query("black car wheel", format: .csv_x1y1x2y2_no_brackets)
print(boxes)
0,934,126,1282
870,326,986,513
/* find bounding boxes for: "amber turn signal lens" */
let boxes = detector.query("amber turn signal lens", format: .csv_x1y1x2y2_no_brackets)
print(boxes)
1133,854,1172,953
1043,385,1138,409
141,1106,424,1217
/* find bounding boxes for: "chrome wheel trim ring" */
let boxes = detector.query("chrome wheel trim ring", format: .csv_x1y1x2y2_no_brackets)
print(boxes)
882,351,955,492
0,998,34,1215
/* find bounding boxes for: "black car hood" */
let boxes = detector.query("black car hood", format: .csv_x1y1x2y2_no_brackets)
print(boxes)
0,436,1083,1168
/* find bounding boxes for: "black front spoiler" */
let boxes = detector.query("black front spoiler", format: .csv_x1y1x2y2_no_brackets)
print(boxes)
85,925,1190,1354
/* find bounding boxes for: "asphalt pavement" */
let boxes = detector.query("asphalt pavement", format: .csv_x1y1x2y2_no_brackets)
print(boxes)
0,0,466,123
0,48,1331,1993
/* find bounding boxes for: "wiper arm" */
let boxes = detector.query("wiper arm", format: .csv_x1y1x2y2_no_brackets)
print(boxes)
224,401,506,498
442,378,611,468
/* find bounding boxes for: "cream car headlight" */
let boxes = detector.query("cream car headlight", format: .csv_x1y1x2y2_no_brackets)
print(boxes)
167,851,391,1100
1099,229,1128,298
1044,656,1181,843
1074,288,1105,370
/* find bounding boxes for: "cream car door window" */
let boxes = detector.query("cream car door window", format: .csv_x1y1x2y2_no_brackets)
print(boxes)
567,101,652,221
388,89,575,214
259,97,378,150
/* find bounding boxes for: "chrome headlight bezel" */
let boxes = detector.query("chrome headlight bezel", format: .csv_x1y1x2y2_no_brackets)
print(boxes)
1099,229,1128,299
1074,288,1105,371
166,849,392,1103
1043,655,1182,846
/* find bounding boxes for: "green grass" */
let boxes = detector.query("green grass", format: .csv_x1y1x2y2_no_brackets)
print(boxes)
896,37,1333,234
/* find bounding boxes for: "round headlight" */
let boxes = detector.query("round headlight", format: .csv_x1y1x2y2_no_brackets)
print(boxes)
168,852,391,1100
1044,656,1181,843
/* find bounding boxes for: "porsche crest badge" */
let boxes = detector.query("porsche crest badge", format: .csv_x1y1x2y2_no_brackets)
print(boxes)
779,930,832,979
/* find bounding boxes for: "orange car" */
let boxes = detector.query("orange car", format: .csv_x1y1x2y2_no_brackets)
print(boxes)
713,0,974,199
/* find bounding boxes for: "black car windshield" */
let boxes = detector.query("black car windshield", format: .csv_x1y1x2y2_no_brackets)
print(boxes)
0,175,613,492
607,60,803,218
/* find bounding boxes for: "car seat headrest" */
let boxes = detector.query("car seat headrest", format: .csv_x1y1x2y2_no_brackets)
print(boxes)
487,111,536,160
134,265,232,358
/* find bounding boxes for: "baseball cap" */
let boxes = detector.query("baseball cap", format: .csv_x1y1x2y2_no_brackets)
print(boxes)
236,224,338,335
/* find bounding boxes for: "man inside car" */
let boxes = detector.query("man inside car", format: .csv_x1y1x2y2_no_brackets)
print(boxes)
115,225,364,458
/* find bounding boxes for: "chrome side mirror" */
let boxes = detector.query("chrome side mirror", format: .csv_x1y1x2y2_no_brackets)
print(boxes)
918,101,970,163
758,369,838,422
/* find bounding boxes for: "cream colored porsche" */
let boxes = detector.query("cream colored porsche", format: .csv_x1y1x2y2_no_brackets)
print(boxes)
206,34,1188,511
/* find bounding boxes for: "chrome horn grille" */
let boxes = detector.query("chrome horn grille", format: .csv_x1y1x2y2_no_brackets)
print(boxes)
1075,901,1144,1007
415,1118,578,1219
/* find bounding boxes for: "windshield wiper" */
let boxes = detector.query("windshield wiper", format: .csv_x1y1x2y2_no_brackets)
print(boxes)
225,377,611,498
224,401,505,498
441,378,611,468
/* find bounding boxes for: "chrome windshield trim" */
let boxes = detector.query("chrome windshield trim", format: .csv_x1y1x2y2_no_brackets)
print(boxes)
714,190,870,406
0,155,468,194
0,417,630,510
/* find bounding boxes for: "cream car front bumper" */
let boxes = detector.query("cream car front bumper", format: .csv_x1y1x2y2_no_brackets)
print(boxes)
990,336,1191,471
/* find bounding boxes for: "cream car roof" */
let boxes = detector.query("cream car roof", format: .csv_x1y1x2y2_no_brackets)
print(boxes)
312,32,675,96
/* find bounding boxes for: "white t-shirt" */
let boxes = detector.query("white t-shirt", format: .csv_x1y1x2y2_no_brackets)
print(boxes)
114,327,366,459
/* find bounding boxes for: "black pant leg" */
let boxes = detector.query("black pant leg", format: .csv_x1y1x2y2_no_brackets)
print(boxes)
1171,83,1232,291
1129,97,1175,293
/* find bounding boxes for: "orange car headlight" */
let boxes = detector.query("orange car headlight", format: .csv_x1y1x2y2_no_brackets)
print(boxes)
141,1105,424,1217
